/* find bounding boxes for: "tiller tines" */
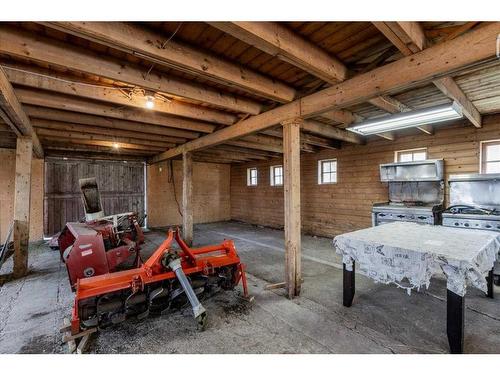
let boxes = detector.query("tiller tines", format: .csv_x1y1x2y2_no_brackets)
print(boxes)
70,229,249,335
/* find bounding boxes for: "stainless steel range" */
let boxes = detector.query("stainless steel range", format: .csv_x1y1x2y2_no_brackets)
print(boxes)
442,173,500,283
372,159,444,226
442,173,500,230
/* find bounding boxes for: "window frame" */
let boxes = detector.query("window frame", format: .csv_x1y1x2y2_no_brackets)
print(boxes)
394,147,428,163
317,158,338,185
269,165,283,186
480,139,500,174
246,167,258,186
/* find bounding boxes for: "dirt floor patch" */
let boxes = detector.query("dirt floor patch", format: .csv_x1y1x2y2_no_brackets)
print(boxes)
18,334,55,354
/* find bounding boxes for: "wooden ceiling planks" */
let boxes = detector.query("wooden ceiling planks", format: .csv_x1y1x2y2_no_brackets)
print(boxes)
1,21,499,163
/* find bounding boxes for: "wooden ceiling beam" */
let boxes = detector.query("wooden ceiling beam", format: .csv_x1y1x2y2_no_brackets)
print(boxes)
374,21,482,128
31,118,187,144
0,25,261,115
41,22,296,103
212,22,408,140
25,106,200,139
0,67,43,157
43,142,155,156
3,65,237,125
213,145,271,160
209,22,348,83
263,128,341,150
39,137,162,152
148,22,499,163
36,128,175,149
14,88,216,133
44,150,148,161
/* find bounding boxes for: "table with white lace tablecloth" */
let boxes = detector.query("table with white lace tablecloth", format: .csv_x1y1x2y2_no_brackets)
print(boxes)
333,221,500,353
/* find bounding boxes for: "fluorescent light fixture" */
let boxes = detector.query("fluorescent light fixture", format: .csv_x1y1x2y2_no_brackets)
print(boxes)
347,102,463,136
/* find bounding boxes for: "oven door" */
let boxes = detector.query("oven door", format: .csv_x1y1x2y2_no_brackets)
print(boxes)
373,211,435,226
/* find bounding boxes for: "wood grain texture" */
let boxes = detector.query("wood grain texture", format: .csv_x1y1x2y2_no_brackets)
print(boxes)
43,158,145,236
230,115,500,238
13,137,33,277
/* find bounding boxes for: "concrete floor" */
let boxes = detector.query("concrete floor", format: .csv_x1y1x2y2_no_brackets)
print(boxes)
1,220,499,354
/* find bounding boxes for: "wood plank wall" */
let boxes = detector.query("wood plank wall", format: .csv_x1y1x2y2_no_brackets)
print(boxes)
44,158,145,236
230,115,500,237
0,149,44,242
147,160,230,228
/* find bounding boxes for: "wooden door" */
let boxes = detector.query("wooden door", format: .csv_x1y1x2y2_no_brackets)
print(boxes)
44,158,145,236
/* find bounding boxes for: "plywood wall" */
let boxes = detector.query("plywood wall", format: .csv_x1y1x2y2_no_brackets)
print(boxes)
0,148,44,242
147,160,230,227
230,116,500,238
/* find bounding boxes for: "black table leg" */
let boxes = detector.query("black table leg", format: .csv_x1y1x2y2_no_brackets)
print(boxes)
486,269,494,299
343,261,355,307
447,289,464,354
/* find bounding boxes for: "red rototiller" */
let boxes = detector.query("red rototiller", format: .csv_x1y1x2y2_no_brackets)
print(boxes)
68,228,249,336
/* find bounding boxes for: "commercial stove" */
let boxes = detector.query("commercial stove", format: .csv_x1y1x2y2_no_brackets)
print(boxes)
442,173,500,229
372,159,444,226
442,173,500,282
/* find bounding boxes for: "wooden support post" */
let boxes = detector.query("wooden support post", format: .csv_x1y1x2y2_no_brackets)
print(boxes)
13,136,33,278
182,151,193,246
282,118,302,299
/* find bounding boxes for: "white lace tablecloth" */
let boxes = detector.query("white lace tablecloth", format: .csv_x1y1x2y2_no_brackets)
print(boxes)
333,222,500,296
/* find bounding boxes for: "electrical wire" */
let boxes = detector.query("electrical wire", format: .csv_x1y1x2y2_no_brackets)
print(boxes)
1,65,172,104
168,159,183,218
144,22,183,81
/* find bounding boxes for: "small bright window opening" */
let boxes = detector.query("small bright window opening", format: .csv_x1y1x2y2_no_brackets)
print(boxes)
318,159,337,184
481,140,500,174
247,167,258,186
395,148,427,162
270,165,283,186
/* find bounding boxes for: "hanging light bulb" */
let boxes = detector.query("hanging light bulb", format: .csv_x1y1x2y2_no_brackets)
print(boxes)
145,95,155,109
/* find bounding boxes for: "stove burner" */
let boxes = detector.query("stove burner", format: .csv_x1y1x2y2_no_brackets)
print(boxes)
445,205,499,216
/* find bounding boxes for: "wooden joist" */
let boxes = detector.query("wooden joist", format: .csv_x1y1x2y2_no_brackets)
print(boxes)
15,88,216,133
32,119,187,144
4,65,237,125
42,22,296,103
26,106,200,139
0,25,261,115
39,137,163,152
0,67,43,158
374,21,482,128
149,22,500,163
211,21,418,140
210,22,348,83
35,127,177,149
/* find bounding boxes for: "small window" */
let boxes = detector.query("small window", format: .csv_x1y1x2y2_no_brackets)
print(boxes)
270,165,283,186
395,148,427,162
318,159,337,184
481,140,500,174
247,167,258,186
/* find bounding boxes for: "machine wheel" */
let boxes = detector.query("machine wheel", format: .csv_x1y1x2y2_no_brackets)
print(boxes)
196,312,208,331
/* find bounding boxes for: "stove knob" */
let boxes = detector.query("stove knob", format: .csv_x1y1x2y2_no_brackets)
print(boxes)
464,223,469,227
454,222,459,226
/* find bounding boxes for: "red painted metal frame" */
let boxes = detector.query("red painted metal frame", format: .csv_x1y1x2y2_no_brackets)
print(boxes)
71,229,248,334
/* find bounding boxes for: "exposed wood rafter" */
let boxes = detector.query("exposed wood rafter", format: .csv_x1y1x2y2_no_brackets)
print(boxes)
149,22,500,163
0,67,43,157
374,21,482,128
